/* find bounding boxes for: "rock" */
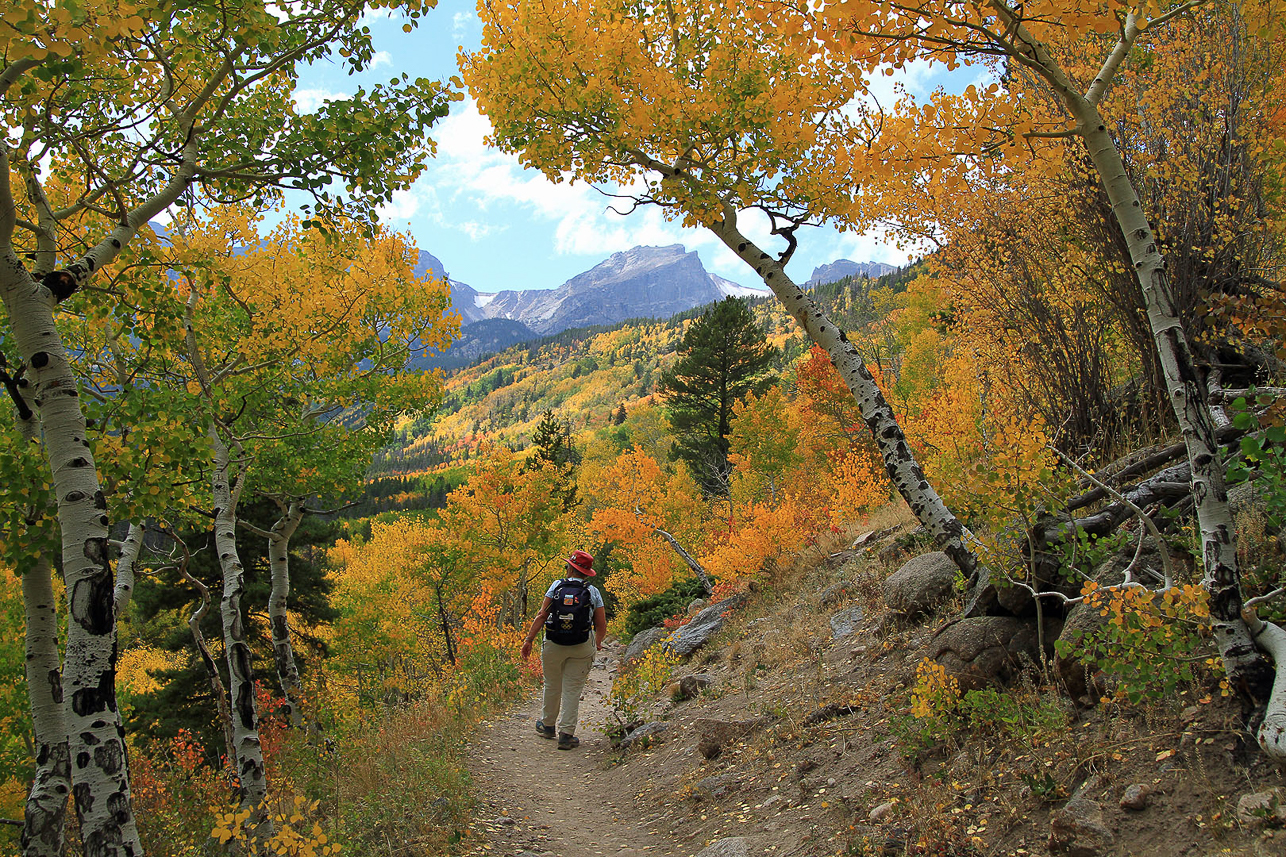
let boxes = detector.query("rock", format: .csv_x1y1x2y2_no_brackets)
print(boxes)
618,721,670,751
516,852,545,857
691,774,735,801
695,717,770,759
1053,601,1108,699
883,552,958,618
1119,784,1150,811
869,801,896,822
694,837,748,857
925,616,1041,690
829,605,865,641
1049,790,1115,856
1237,788,1286,827
674,673,714,700
622,626,670,666
495,816,516,826
687,598,708,615
759,794,784,810
666,595,746,658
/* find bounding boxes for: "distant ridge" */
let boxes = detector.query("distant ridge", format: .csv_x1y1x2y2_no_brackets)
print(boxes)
807,259,898,286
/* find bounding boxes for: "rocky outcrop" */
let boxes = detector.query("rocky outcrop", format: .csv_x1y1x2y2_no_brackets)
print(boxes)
617,721,671,751
807,259,898,287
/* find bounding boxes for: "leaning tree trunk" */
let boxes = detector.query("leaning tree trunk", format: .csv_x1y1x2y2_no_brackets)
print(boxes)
21,557,70,857
266,499,306,728
708,211,993,613
993,4,1274,700
113,523,144,617
0,256,143,857
210,428,271,821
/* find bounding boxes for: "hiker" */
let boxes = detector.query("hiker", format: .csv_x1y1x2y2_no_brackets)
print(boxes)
520,549,607,750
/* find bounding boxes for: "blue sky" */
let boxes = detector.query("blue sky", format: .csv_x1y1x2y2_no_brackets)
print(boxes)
296,1,973,293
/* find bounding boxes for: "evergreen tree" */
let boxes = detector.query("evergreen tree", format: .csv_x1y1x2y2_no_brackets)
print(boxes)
524,409,581,510
658,297,778,493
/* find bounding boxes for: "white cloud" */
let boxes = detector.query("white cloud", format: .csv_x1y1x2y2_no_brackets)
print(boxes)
358,6,393,26
371,50,392,68
452,11,475,41
292,88,350,114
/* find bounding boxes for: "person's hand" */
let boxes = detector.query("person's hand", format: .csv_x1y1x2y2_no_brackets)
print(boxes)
521,640,533,660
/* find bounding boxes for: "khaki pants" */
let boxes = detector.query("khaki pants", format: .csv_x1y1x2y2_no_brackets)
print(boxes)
541,638,595,736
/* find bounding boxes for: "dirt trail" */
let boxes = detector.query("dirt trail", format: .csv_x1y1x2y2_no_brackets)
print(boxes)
465,645,686,857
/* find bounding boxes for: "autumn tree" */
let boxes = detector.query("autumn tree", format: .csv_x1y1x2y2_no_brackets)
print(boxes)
464,0,992,614
1,0,456,847
658,298,779,494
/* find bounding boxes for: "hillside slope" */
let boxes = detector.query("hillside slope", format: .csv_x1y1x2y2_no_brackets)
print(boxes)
464,516,1285,857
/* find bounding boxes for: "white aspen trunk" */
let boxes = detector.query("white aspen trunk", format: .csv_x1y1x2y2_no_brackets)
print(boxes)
0,257,143,856
1072,104,1268,692
989,0,1273,696
707,215,993,612
1247,614,1286,763
178,557,238,784
267,499,305,728
209,428,271,819
12,408,69,857
21,557,70,857
113,524,144,617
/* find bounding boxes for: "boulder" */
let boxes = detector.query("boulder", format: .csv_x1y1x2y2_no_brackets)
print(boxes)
1119,784,1150,811
925,617,1041,690
618,721,671,751
690,774,736,801
829,605,865,641
1236,788,1286,827
676,673,714,700
695,838,748,857
695,717,771,759
666,595,746,658
883,552,957,618
1049,790,1115,856
622,626,670,666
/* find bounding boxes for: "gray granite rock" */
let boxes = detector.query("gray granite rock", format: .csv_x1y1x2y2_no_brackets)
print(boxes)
622,626,670,666
883,552,957,618
665,595,746,658
829,605,865,641
618,721,671,751
694,837,749,857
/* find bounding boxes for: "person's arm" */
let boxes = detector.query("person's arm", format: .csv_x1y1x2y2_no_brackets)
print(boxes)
521,596,554,660
592,606,607,651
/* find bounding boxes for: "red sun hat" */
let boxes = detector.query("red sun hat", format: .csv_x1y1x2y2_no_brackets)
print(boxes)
564,549,595,577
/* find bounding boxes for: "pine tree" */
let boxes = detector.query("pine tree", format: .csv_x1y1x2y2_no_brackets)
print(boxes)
658,298,778,493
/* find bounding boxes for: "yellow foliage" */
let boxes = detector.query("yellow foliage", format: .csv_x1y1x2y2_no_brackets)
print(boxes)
212,797,341,856
910,659,961,721
117,645,180,696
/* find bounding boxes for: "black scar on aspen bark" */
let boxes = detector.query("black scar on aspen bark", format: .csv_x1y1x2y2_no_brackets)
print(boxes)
73,782,91,810
107,790,130,824
66,490,87,503
94,491,106,510
31,352,50,369
48,668,62,703
70,574,113,640
94,741,122,775
69,457,89,468
75,751,90,769
80,731,100,746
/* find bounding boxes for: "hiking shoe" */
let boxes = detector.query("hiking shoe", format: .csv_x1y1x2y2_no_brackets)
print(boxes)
535,720,556,739
557,733,580,750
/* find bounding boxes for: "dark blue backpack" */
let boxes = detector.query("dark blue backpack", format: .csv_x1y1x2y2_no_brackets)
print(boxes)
544,578,594,645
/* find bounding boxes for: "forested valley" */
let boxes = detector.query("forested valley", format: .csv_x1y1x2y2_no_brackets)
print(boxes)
2,0,1286,855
